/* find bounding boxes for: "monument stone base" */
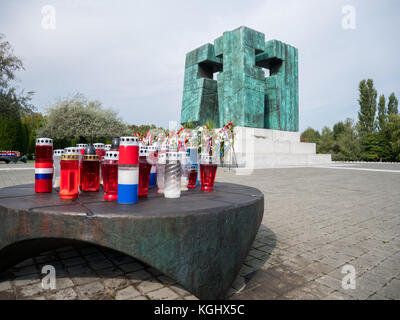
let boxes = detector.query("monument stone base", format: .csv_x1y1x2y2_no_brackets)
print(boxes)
224,127,331,169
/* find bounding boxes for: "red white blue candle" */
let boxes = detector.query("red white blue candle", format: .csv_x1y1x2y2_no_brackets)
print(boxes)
118,137,139,204
35,138,53,193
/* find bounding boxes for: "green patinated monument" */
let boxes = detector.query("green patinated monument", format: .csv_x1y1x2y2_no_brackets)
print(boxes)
181,26,299,131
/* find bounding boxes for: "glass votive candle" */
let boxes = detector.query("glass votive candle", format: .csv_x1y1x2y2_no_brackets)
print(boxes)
156,144,168,194
179,151,190,191
200,154,218,192
102,150,119,200
164,151,181,198
53,149,64,189
59,153,80,199
138,145,152,197
187,164,198,189
81,144,100,192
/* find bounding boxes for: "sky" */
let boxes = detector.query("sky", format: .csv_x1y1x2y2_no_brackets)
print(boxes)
0,0,399,132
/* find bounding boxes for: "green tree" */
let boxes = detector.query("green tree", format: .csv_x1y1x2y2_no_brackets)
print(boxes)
357,79,377,136
333,121,345,140
21,112,44,156
300,127,320,143
335,118,362,161
384,114,400,160
38,93,130,147
317,126,335,154
388,93,398,115
0,34,35,152
377,94,387,131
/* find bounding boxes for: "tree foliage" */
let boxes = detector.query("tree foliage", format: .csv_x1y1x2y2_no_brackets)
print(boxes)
0,34,35,152
38,94,130,146
303,78,399,162
377,94,387,131
388,93,398,115
300,127,320,143
357,79,377,137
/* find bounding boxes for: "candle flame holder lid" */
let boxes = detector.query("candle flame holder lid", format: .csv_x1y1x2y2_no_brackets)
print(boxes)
36,138,53,146
104,150,119,161
167,151,178,162
120,136,138,146
93,143,105,150
76,143,88,149
84,144,97,155
139,145,149,157
53,149,64,156
83,144,99,160
111,137,120,150
64,147,80,156
105,144,111,151
200,153,213,164
159,144,169,152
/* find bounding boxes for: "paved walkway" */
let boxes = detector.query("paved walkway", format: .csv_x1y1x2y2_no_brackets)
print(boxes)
0,162,399,300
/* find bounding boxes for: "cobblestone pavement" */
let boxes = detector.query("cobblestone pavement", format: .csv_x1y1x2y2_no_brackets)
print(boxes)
0,162,399,300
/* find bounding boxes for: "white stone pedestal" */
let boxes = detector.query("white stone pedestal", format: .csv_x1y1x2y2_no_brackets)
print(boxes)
222,126,331,169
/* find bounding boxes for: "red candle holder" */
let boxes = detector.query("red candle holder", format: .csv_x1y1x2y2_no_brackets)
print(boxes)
200,154,217,192
94,143,106,160
59,154,79,199
81,154,100,192
188,165,198,189
102,151,119,200
138,146,152,197
35,138,53,193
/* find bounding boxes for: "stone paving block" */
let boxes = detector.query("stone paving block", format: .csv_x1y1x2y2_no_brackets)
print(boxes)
58,250,80,260
118,262,144,273
281,287,319,300
84,252,107,262
137,279,164,294
239,264,255,276
88,259,113,271
56,246,76,253
13,265,38,277
55,277,74,290
157,275,177,286
18,282,45,298
147,287,179,300
127,269,153,284
169,284,191,297
13,275,40,287
76,281,105,299
62,256,86,268
315,275,341,290
147,267,163,276
96,266,124,278
0,280,12,292
300,281,334,298
35,255,59,264
366,293,389,300
103,278,127,291
47,287,78,300
321,290,350,300
184,295,199,300
377,278,400,300
115,286,141,300
233,284,279,300
109,254,135,265
14,259,35,268
244,258,267,269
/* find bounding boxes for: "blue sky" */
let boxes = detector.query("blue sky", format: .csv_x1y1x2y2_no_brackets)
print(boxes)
0,0,399,132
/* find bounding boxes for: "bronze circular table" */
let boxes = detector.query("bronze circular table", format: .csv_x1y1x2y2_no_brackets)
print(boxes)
0,182,264,299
